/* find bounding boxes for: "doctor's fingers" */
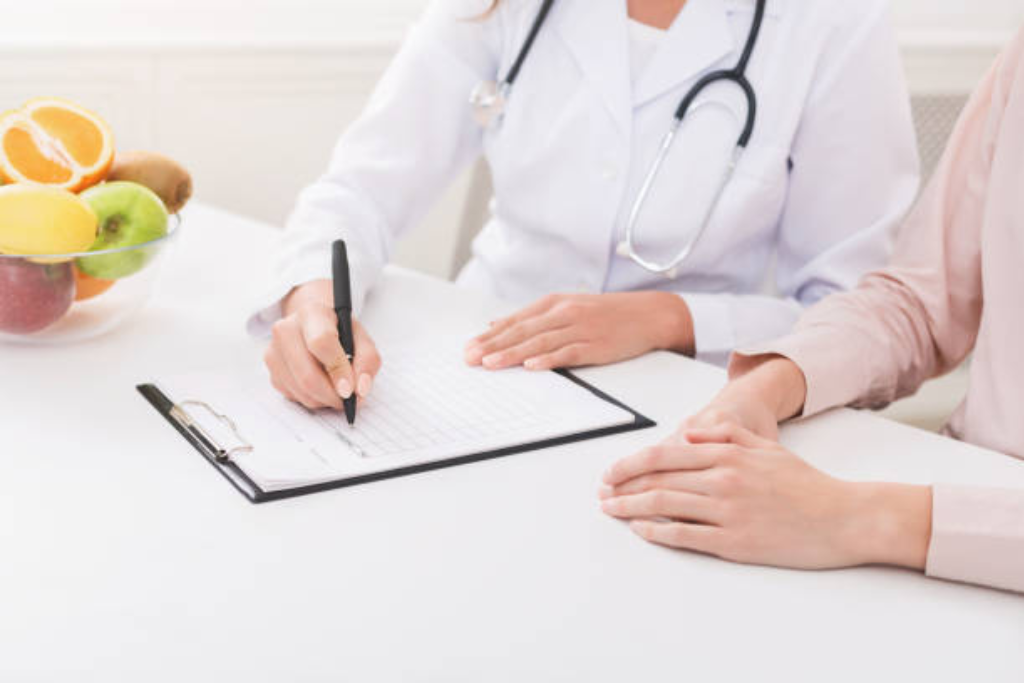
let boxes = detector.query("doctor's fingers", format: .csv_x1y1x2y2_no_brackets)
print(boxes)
468,310,572,365
472,294,567,344
264,340,336,410
351,321,382,398
520,342,595,371
272,317,344,409
263,344,300,403
478,328,580,370
297,304,357,398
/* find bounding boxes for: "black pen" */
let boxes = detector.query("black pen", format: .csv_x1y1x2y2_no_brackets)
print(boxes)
332,240,357,425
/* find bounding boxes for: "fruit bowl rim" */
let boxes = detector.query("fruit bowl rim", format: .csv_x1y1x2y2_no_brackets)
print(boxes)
0,213,181,261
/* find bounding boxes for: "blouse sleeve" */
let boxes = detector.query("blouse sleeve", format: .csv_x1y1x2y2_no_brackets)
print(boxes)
730,39,1009,415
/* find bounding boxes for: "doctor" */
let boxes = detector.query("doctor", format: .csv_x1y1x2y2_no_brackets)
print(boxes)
252,0,919,411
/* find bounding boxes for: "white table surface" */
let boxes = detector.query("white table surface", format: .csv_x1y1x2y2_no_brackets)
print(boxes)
1,203,1021,682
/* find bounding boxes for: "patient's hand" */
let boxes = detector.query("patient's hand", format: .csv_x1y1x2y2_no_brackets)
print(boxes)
673,355,809,442
600,423,932,572
264,279,382,410
675,392,780,442
463,291,694,371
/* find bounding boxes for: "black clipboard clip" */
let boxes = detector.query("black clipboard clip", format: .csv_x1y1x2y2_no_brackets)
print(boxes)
169,400,254,464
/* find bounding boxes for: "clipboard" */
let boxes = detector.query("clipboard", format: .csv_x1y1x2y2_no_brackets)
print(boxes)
138,369,655,504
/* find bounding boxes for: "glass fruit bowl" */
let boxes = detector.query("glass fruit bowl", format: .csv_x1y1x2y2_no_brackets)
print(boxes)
0,218,178,344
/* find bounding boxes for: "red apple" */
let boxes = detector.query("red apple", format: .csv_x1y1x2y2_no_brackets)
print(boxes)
0,258,75,334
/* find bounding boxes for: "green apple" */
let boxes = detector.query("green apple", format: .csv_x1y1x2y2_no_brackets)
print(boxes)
77,181,168,280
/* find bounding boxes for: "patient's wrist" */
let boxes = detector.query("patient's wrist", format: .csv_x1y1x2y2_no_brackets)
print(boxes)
727,355,807,423
849,483,933,570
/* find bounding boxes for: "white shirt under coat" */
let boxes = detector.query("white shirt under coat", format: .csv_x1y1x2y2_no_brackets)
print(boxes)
251,0,920,366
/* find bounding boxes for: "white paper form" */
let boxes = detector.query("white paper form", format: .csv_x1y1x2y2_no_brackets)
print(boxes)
157,341,636,493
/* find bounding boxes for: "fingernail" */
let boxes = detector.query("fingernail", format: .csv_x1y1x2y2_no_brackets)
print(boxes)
597,484,614,499
600,498,619,513
524,358,540,370
464,346,483,365
482,354,501,368
357,374,373,397
336,379,353,398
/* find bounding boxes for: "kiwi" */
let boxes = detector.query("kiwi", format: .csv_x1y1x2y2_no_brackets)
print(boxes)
106,150,193,213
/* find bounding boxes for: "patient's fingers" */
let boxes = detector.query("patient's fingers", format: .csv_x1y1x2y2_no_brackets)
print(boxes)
686,423,776,450
603,443,726,486
598,470,716,499
629,520,723,556
601,489,721,525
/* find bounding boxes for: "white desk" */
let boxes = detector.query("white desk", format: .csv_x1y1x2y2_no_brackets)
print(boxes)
2,204,1021,682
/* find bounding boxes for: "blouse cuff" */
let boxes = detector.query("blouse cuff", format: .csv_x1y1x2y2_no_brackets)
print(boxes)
925,484,1024,593
730,326,866,417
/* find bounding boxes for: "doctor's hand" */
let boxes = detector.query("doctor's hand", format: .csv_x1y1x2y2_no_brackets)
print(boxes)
599,423,933,572
263,279,382,410
464,291,694,371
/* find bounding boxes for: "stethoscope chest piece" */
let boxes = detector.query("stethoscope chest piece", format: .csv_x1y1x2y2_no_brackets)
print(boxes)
469,80,509,129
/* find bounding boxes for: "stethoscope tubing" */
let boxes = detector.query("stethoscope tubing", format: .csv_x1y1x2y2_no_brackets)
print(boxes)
473,0,768,277
623,0,766,276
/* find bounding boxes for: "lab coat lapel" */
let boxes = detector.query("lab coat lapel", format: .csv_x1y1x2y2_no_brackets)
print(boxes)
633,0,733,109
551,0,632,137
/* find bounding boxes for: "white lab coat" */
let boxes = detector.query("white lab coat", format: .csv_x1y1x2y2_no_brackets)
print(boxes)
251,0,919,365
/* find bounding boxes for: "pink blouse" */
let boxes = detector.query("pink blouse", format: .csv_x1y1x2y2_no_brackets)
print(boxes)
733,29,1024,593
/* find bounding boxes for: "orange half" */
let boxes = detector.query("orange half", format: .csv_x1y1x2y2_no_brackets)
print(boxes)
0,98,115,192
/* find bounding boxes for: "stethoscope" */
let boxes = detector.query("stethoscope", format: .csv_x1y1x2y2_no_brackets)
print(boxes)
469,0,767,278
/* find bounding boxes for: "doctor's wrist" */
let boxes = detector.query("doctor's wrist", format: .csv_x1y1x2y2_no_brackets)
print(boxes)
644,291,694,356
283,279,333,317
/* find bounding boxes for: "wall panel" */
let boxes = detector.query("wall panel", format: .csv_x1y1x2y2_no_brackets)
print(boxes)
0,19,1009,277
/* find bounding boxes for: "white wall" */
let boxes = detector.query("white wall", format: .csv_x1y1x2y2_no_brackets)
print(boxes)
0,0,1016,277
892,0,1022,36
3,0,1019,42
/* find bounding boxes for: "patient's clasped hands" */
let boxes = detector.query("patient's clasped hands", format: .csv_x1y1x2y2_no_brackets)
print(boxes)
600,373,934,573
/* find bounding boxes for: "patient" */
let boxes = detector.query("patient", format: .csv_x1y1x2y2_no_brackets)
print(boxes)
599,28,1024,593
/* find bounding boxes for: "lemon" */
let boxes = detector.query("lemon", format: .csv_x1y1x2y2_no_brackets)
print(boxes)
0,184,98,257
